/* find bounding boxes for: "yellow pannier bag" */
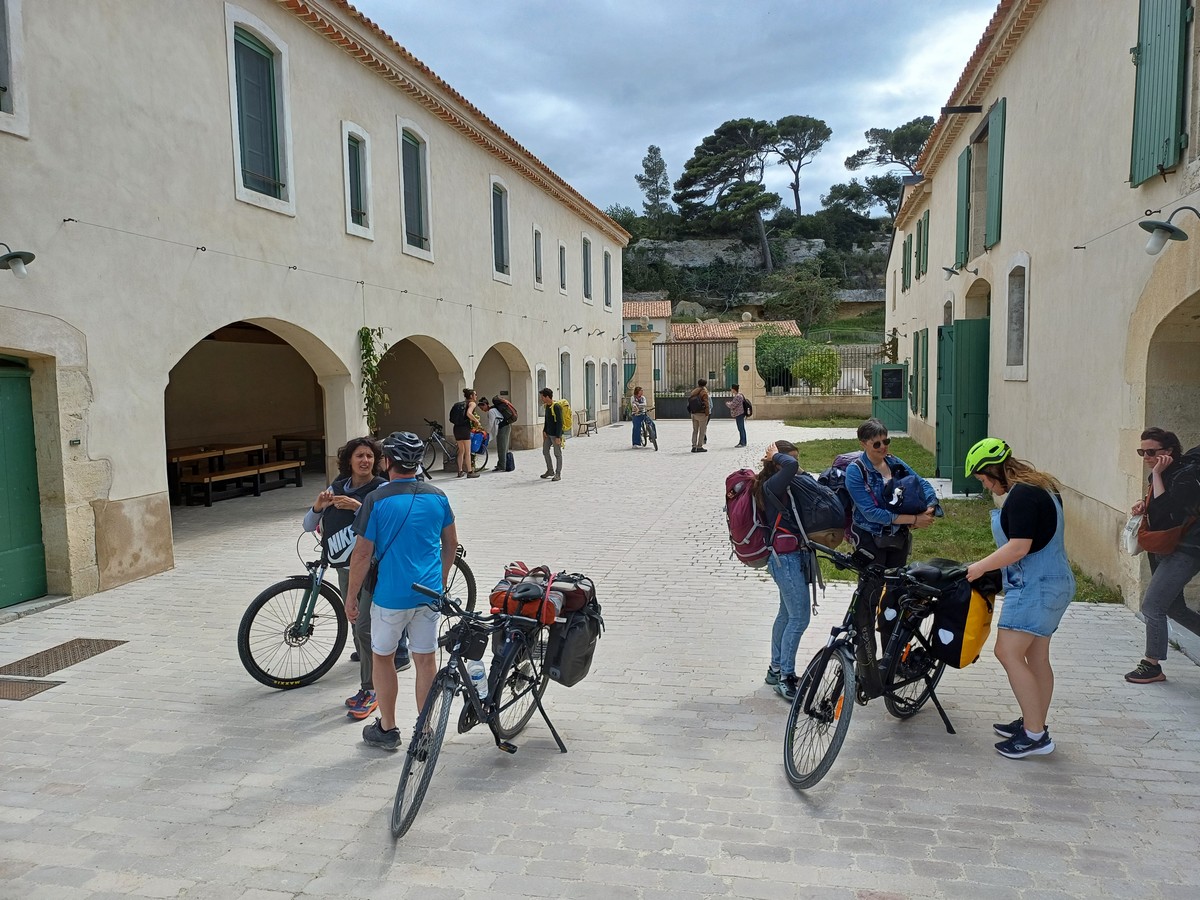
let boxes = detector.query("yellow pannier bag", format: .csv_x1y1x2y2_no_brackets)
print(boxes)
930,571,1001,669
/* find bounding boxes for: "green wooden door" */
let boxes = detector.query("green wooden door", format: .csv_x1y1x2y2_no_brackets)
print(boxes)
0,365,47,608
935,325,956,479
950,318,991,495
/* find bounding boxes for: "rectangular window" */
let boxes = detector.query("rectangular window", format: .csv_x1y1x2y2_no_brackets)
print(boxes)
401,130,430,252
1004,256,1030,381
0,0,11,115
603,251,612,307
920,209,930,276
559,242,567,292
582,237,592,299
347,136,366,226
914,218,923,282
234,28,282,199
492,182,510,277
901,233,912,291
1131,0,1190,187
533,228,543,285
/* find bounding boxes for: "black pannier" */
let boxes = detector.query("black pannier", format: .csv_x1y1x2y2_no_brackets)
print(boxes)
545,599,604,687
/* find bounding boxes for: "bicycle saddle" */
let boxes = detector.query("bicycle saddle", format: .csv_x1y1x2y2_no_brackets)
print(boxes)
906,557,967,591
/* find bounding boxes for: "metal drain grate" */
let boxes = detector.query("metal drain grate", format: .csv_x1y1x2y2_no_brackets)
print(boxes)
0,638,127,678
0,679,64,701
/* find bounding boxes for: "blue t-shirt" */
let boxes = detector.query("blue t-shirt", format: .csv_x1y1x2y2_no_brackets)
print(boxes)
352,476,455,610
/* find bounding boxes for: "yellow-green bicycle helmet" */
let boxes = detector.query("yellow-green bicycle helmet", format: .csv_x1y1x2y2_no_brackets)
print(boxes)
965,437,1011,477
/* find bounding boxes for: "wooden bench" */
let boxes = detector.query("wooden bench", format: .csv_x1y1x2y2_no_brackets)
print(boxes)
576,419,598,437
179,460,304,507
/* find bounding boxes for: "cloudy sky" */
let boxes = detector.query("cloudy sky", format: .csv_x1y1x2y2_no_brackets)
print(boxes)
352,1,998,216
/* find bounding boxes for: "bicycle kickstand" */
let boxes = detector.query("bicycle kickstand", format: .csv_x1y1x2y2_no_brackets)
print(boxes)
926,682,957,735
535,695,568,754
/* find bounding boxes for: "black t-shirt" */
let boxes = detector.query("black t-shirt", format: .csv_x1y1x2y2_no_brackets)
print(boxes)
998,483,1059,553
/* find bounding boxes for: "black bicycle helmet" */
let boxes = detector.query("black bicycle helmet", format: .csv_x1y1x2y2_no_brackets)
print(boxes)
382,431,424,468
508,582,545,603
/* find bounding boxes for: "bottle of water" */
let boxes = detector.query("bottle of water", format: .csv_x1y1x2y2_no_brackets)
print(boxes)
467,660,488,700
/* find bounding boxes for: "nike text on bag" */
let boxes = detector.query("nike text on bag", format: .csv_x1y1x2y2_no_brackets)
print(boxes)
929,567,1000,668
449,400,469,427
546,599,604,686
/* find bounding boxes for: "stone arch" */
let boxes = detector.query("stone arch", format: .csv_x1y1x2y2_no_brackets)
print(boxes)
474,341,537,449
375,334,465,440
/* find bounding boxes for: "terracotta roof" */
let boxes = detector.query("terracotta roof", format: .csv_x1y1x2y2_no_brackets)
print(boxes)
622,300,673,319
278,0,630,246
671,321,803,342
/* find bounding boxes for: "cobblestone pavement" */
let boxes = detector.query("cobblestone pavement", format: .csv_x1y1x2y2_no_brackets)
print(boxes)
2,419,1199,899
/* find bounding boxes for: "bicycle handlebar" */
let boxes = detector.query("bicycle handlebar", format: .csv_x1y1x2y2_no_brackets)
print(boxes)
811,543,963,599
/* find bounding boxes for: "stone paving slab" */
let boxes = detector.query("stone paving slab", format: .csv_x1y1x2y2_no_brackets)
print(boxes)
1,418,1198,899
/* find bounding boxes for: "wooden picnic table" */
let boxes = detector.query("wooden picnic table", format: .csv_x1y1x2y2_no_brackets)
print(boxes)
273,431,325,466
167,442,268,504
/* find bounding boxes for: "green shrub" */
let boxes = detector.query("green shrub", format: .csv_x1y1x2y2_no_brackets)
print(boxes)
792,346,841,394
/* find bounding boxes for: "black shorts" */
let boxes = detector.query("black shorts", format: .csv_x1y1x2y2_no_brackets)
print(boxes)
453,425,471,442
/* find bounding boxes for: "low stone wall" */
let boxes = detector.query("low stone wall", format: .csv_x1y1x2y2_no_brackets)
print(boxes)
754,394,871,419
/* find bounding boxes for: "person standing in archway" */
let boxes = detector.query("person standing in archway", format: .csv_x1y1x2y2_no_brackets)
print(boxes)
450,388,481,478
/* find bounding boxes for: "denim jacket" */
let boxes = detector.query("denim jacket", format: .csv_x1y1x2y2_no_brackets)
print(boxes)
845,453,937,535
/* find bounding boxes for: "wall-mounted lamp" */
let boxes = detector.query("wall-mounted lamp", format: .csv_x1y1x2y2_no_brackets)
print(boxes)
562,324,582,333
1140,206,1200,255
942,265,979,281
0,242,36,279
588,328,605,336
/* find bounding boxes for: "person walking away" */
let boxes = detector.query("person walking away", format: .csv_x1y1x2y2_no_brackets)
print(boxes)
755,440,816,700
1123,427,1200,684
451,388,482,478
630,385,649,448
964,438,1075,759
540,387,563,481
344,432,458,751
726,383,747,447
688,379,710,453
844,418,937,686
302,438,409,720
491,394,517,471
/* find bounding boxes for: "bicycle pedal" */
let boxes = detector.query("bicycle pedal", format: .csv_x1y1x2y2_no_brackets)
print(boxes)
496,741,518,754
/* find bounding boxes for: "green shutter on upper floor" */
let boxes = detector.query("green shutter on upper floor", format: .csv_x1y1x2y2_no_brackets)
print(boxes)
955,147,971,267
920,209,930,276
914,218,923,281
985,99,1006,249
1130,0,1191,187
902,233,912,290
233,28,281,199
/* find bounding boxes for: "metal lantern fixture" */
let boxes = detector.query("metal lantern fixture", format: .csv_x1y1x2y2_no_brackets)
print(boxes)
0,242,35,279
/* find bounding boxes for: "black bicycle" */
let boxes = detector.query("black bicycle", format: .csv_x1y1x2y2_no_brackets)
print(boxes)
390,582,566,839
636,406,658,451
784,544,973,789
237,541,477,689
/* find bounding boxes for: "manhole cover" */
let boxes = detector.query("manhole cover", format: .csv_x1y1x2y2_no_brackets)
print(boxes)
0,638,127,678
0,679,64,701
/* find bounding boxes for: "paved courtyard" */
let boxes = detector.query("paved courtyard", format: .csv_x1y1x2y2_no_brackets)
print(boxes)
1,419,1198,899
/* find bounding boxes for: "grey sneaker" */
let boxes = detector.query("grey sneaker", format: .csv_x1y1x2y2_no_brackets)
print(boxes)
774,674,799,701
993,716,1024,739
1125,660,1166,683
995,729,1054,759
362,717,401,751
764,666,781,686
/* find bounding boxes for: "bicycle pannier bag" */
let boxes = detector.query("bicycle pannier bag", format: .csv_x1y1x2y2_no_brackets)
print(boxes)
470,430,487,454
553,572,597,613
449,400,469,427
930,571,1000,668
686,392,705,414
546,600,604,686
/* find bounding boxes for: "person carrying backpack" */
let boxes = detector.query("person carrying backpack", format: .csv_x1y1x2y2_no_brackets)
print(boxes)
448,389,482,478
688,379,710,453
725,383,748,448
490,394,518,471
539,387,564,482
754,439,819,701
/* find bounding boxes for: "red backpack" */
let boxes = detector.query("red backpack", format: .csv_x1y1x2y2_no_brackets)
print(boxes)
725,469,771,568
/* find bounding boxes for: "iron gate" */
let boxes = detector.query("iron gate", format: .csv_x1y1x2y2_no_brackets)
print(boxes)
652,340,736,418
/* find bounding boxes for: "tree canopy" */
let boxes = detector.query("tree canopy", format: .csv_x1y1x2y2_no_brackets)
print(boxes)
844,115,935,174
770,115,832,215
821,172,903,219
634,145,673,237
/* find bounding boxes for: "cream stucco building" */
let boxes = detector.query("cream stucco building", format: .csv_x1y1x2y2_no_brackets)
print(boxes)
887,0,1199,609
0,0,628,607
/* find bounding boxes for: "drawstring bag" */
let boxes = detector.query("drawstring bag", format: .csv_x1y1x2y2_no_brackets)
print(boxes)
1121,515,1144,556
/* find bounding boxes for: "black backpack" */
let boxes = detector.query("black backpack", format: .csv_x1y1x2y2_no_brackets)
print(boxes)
493,396,518,426
449,400,469,427
743,398,753,418
686,392,705,414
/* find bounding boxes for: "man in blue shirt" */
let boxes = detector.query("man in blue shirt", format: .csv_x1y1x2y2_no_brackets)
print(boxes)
345,432,458,751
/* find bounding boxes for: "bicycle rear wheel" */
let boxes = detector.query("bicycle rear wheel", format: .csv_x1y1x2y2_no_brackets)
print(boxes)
391,672,456,839
882,617,946,720
784,646,856,789
447,554,478,613
644,421,658,451
492,629,551,741
472,444,489,472
422,440,439,474
237,577,348,689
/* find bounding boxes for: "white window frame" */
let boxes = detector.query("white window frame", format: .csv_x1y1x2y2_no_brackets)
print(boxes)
0,0,28,138
1003,250,1030,382
581,233,594,303
225,4,295,216
341,121,373,240
398,117,434,262
603,249,614,310
536,366,548,393
490,175,512,285
532,224,544,290
601,361,610,408
558,240,568,295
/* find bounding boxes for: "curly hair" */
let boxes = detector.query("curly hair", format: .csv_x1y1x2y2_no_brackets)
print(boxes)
336,436,382,478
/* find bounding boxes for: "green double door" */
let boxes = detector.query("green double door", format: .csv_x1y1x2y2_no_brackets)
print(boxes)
0,363,47,608
935,319,990,495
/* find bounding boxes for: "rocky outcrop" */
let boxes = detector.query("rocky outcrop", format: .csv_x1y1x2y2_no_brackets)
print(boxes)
632,238,824,268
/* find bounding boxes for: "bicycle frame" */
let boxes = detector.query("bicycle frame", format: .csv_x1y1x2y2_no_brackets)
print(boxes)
294,559,330,635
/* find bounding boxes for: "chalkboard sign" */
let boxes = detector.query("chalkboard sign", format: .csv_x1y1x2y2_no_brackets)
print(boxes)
880,367,904,400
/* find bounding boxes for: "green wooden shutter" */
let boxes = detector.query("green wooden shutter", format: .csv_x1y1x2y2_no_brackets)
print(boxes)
347,136,365,226
234,29,281,199
1130,0,1190,187
914,218,923,281
401,133,428,249
902,233,912,290
955,147,971,266
919,328,929,418
909,333,919,413
921,209,930,275
492,184,509,274
985,99,1006,249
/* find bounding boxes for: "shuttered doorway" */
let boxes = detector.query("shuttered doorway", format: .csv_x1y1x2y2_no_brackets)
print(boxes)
0,361,47,608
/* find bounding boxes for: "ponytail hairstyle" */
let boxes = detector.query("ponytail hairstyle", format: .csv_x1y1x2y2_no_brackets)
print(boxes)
752,440,798,509
463,388,476,401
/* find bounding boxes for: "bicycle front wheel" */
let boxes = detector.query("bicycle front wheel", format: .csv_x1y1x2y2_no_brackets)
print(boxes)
472,443,489,472
392,672,456,840
447,554,478,613
492,629,551,741
882,617,946,720
422,440,439,474
237,577,348,689
784,646,856,789
644,422,658,451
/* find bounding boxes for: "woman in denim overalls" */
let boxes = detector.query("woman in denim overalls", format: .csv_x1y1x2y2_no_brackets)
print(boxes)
965,438,1075,760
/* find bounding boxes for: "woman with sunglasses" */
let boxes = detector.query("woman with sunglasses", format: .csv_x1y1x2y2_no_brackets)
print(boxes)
964,438,1074,759
844,418,938,685
1124,427,1200,684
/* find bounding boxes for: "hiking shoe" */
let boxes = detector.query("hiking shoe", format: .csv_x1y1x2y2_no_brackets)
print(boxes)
540,471,554,479
996,729,1054,759
362,717,401,751
466,471,480,478
697,447,707,453
345,688,370,709
993,716,1024,739
765,666,781,686
1125,660,1166,683
774,674,799,701
552,474,561,482
394,651,411,672
347,690,378,720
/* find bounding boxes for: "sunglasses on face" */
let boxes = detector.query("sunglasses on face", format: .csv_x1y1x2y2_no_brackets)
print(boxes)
1137,448,1165,458
869,438,891,449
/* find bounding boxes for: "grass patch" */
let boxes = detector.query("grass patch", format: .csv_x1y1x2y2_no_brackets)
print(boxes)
788,437,934,479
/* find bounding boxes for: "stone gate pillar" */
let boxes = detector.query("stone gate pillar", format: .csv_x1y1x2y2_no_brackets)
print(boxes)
628,326,658,411
736,323,765,406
